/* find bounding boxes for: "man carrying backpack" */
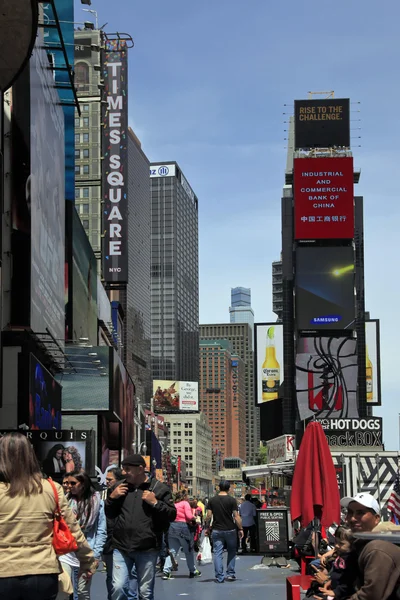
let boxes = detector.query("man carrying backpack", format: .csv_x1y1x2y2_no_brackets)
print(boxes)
105,454,177,600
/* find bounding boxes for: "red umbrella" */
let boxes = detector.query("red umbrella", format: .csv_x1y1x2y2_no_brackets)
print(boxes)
290,421,340,527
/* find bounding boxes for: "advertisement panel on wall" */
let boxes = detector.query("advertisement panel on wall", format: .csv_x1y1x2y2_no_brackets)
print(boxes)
30,42,65,342
294,98,350,149
153,381,199,413
317,417,383,448
29,354,62,430
150,164,176,178
294,157,354,240
102,40,128,283
266,435,295,463
111,350,135,456
43,0,75,201
295,246,355,331
0,430,94,481
365,320,381,406
254,323,284,405
296,336,358,421
72,206,98,344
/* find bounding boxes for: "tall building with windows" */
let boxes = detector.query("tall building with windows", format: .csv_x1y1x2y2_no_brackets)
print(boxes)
229,286,255,328
74,29,102,255
165,413,212,497
199,323,259,465
272,260,283,321
150,163,199,382
199,339,246,470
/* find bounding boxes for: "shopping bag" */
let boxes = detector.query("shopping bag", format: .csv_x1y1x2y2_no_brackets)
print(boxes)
198,536,212,565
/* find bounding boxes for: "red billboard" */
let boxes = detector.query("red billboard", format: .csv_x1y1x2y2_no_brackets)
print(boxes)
294,157,354,239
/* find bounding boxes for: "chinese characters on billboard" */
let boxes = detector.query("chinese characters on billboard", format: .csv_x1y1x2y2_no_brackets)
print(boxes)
294,99,350,149
254,324,284,405
102,40,128,282
295,247,355,331
153,381,199,413
29,354,62,430
294,157,354,240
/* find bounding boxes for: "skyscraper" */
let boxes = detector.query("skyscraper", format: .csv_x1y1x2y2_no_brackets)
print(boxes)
150,162,199,382
229,287,255,328
199,339,246,470
199,323,259,465
272,261,283,322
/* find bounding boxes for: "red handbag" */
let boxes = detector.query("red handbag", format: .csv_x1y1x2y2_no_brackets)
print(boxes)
48,478,78,555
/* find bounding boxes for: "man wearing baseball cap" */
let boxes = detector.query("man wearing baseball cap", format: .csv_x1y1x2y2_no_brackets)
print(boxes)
318,493,400,600
105,454,176,600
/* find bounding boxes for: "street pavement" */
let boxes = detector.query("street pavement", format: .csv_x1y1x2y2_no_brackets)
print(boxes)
91,553,299,599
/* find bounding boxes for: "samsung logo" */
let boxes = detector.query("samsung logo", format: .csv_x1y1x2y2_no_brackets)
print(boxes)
311,315,341,324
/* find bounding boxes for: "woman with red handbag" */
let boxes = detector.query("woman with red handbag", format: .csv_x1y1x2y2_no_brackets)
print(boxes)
0,432,97,600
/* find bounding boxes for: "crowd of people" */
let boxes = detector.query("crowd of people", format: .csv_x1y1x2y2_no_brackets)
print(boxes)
0,431,399,600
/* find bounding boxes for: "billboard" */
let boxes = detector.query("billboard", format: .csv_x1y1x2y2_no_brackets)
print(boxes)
294,157,354,240
150,164,176,178
102,40,128,283
295,246,355,331
296,336,358,421
317,417,383,448
29,354,62,430
365,320,381,406
153,381,199,413
111,350,135,456
254,323,284,405
294,98,350,149
59,346,110,411
30,42,65,342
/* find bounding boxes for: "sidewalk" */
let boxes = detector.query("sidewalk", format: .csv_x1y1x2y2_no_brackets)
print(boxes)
91,554,299,599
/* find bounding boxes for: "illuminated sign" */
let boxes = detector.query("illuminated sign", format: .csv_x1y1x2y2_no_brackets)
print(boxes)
294,98,350,149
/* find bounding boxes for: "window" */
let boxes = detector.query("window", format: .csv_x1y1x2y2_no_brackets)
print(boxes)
75,134,80,144
75,165,80,174
82,219,89,229
83,188,89,198
75,149,80,159
83,117,89,127
83,133,89,143
83,165,90,175
75,118,80,128
83,149,90,159
82,204,89,214
75,189,80,199
83,104,89,112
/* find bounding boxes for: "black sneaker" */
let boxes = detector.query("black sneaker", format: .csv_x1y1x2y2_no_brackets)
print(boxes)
226,576,236,581
189,570,201,578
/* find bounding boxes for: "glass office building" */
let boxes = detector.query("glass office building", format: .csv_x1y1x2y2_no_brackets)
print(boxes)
150,163,199,382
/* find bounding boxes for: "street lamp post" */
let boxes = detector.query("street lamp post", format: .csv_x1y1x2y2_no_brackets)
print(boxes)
82,8,98,29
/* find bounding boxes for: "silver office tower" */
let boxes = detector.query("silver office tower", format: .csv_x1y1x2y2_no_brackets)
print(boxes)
150,163,199,382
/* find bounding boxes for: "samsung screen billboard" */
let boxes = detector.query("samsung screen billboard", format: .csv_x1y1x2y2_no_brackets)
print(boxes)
102,40,128,283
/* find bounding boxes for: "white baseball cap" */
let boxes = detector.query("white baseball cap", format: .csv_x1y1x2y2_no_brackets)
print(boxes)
341,493,380,515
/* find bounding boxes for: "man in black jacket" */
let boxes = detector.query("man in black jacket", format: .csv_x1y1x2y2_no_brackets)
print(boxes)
105,454,176,600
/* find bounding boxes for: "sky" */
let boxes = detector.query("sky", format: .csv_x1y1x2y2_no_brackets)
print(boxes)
75,0,400,450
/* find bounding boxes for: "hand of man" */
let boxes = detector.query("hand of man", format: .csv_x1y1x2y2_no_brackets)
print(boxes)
318,581,334,597
311,565,328,585
238,529,244,540
110,483,128,499
142,490,157,506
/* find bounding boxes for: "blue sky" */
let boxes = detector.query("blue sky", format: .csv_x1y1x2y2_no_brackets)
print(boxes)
76,0,400,450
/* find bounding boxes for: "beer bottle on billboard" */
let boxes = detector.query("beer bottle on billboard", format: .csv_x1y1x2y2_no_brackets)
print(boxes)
262,326,280,401
366,345,373,402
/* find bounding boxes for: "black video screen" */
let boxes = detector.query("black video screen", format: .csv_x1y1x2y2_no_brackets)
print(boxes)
294,99,350,149
295,247,355,331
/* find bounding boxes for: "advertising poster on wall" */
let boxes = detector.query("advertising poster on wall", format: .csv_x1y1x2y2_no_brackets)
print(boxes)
295,246,355,331
30,42,65,343
294,98,350,149
102,40,128,282
111,350,135,457
59,346,110,411
254,324,284,405
296,336,358,421
29,354,62,430
365,320,381,406
294,157,354,240
153,381,199,413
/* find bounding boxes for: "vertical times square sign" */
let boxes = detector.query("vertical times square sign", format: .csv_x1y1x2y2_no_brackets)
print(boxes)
102,40,128,282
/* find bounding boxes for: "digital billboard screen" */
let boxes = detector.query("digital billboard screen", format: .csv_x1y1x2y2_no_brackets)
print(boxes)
296,336,358,421
29,354,62,430
254,323,284,405
30,42,65,343
294,98,350,149
294,157,354,240
295,247,355,331
153,381,198,413
365,320,381,406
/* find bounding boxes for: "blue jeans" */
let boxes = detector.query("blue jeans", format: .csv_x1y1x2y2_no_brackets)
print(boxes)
163,522,195,575
104,553,137,600
212,529,237,582
112,548,158,600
